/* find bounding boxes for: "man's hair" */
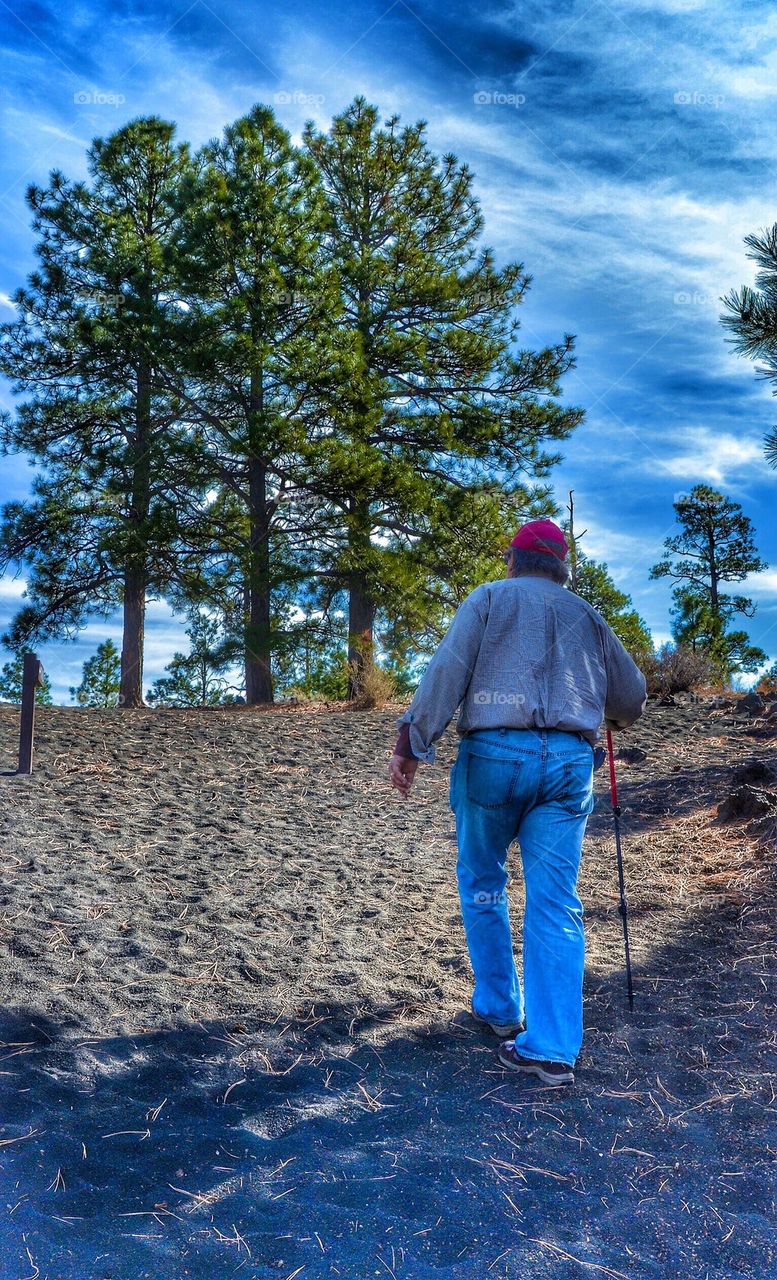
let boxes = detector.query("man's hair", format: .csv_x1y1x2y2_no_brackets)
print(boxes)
510,547,570,585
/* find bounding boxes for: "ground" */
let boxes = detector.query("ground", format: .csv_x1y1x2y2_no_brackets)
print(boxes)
0,695,774,1280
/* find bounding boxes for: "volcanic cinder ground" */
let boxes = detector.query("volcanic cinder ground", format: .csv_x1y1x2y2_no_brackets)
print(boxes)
0,695,774,1280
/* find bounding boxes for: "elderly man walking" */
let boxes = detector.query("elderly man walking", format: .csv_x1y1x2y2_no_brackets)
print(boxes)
388,519,647,1086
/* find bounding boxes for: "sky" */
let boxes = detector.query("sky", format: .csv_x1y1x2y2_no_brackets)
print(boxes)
1,0,777,702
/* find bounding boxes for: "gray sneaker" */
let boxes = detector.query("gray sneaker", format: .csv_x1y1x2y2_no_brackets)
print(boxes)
498,1039,575,1086
470,998,525,1038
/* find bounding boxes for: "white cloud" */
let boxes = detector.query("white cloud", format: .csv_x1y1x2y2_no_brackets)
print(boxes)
738,12,777,51
742,569,777,595
3,108,88,151
652,426,766,484
621,0,709,10
575,524,659,573
0,575,27,600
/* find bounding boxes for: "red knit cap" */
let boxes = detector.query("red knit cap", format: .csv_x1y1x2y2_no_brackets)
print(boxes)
510,518,568,560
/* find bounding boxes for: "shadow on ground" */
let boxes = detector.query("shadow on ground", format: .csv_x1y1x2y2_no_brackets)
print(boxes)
1,886,775,1280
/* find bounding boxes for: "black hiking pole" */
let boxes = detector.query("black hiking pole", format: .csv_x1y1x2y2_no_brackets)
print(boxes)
605,729,634,1011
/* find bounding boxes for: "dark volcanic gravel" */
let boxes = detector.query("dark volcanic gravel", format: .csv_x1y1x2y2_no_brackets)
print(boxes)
0,696,774,1279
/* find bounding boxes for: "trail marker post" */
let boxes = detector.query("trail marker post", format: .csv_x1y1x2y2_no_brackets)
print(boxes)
18,653,44,775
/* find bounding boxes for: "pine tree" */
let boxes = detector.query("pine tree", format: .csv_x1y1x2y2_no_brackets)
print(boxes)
164,105,344,704
564,491,652,659
575,558,653,658
0,649,53,704
146,605,243,706
303,98,583,694
670,587,766,678
0,117,206,708
650,485,768,680
758,659,777,693
69,639,121,707
721,224,777,468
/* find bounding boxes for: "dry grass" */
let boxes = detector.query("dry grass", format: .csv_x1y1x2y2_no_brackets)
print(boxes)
348,658,398,709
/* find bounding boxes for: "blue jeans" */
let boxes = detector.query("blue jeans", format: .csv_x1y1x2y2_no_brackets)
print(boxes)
450,728,595,1067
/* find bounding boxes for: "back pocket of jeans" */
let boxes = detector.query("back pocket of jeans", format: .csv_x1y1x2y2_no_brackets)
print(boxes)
560,758,595,816
465,750,522,809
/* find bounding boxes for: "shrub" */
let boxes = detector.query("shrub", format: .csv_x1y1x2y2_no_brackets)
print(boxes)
641,643,715,696
282,685,313,703
756,661,777,695
348,657,397,709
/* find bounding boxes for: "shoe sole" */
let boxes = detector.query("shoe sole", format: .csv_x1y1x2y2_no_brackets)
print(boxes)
471,1007,525,1037
498,1046,574,1086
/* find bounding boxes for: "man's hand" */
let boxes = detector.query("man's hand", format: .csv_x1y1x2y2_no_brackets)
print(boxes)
388,753,419,798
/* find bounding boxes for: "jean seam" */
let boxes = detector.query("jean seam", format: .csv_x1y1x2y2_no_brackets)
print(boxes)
464,741,535,757
511,1046,575,1067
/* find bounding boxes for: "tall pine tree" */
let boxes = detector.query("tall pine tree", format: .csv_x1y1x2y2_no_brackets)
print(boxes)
164,106,345,702
303,98,583,694
0,117,205,706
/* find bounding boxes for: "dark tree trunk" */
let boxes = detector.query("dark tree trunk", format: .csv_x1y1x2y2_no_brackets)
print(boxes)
245,455,273,704
119,566,146,707
347,570,375,697
244,367,273,705
347,274,377,700
708,527,720,622
119,358,152,708
347,497,376,698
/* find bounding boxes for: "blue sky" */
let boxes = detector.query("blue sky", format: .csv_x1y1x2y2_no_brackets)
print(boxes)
2,0,777,701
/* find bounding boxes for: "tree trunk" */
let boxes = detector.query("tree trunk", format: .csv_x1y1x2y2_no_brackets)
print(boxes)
567,489,579,592
708,527,720,622
244,365,273,705
119,567,146,707
346,490,376,698
347,573,375,697
119,357,152,708
347,258,377,700
244,456,273,704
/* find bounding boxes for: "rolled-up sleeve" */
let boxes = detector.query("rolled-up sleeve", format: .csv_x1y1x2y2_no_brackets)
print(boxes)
395,586,489,763
603,627,648,728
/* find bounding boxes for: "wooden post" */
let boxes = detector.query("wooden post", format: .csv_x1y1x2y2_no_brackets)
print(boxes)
18,653,44,775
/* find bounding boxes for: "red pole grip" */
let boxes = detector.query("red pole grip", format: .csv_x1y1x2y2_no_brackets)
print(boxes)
606,728,618,807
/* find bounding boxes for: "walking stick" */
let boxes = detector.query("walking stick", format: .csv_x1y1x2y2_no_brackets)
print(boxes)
606,729,634,1011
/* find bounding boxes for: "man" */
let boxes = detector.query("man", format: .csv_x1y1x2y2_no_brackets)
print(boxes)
387,518,647,1086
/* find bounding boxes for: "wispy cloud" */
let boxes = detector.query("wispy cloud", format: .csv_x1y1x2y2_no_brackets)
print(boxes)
0,575,27,601
743,569,777,595
652,426,767,485
1,0,776,685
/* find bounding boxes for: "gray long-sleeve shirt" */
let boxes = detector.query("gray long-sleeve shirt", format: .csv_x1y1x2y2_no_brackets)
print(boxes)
396,574,647,763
